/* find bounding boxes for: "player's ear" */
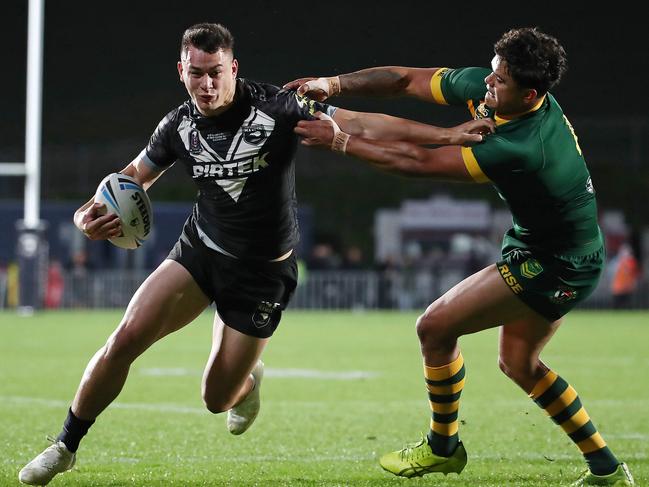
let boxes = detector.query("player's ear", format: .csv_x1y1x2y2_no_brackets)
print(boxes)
177,61,184,82
231,58,238,78
523,88,538,103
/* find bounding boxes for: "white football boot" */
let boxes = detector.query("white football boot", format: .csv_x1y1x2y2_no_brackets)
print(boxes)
227,360,264,435
19,437,76,485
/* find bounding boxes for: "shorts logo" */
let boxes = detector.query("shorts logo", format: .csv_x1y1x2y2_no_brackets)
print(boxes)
551,287,578,304
520,259,543,279
498,264,524,294
252,301,281,328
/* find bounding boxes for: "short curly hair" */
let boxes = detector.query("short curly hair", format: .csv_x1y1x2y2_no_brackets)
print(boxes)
494,27,567,95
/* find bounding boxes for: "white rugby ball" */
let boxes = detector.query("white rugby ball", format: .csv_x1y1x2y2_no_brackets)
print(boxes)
94,173,153,249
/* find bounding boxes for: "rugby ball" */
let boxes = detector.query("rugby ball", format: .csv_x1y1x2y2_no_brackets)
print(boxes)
94,173,153,249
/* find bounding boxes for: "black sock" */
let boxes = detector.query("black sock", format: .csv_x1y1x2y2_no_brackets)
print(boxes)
56,408,95,453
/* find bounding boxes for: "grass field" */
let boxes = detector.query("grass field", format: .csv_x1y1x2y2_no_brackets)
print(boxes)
0,310,647,486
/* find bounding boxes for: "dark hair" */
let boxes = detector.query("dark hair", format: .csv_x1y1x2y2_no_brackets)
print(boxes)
181,23,234,56
494,27,567,95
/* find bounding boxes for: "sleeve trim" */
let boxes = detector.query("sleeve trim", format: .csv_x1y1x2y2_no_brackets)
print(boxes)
138,150,165,172
430,68,450,105
461,147,489,183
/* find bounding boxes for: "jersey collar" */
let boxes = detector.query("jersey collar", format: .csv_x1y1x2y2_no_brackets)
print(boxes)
494,95,546,126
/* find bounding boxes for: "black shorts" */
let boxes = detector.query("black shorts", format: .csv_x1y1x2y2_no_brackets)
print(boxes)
167,217,298,338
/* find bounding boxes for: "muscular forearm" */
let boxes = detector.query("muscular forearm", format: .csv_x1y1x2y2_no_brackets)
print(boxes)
339,136,472,182
339,67,410,96
342,112,459,144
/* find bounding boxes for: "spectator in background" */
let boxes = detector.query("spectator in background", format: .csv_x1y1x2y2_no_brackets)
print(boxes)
307,242,341,270
610,244,640,309
342,245,364,270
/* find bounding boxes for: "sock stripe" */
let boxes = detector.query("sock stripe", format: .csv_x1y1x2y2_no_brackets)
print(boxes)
528,369,558,398
433,411,459,424
561,407,590,434
429,399,460,414
577,432,607,454
569,420,598,443
428,391,463,403
424,353,464,381
425,366,465,386
431,418,459,436
545,385,578,417
551,396,583,425
533,376,569,409
427,377,465,395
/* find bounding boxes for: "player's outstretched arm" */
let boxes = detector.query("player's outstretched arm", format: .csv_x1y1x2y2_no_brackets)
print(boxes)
333,108,493,145
73,157,163,240
284,67,442,102
295,117,475,182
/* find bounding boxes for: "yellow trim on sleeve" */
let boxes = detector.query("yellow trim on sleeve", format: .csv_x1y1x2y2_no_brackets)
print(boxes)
430,68,450,105
467,100,476,118
461,147,489,183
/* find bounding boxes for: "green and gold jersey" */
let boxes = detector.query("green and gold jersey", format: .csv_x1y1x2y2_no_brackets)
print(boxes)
431,67,602,256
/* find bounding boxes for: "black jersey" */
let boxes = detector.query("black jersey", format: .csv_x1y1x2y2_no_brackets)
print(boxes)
139,79,336,260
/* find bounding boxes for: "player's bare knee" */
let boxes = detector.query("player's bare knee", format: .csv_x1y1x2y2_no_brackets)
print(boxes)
498,353,536,387
103,324,146,364
416,307,452,346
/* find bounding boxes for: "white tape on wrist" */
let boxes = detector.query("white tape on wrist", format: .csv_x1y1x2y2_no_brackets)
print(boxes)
328,76,341,96
316,112,350,153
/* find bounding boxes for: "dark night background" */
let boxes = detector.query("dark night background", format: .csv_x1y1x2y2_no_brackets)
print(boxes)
2,1,648,258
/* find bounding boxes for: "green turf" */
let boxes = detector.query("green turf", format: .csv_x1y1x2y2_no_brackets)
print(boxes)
0,310,647,486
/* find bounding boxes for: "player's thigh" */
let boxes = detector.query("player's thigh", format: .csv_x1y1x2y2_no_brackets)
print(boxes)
421,264,545,337
202,313,268,398
110,259,210,357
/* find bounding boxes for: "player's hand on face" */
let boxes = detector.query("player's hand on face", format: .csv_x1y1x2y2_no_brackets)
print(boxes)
294,119,335,147
77,202,122,240
283,77,331,101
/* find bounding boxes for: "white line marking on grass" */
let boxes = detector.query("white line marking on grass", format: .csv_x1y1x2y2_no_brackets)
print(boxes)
139,367,380,380
1,396,207,415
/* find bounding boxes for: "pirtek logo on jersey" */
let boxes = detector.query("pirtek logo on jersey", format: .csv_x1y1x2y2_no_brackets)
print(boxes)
192,152,269,179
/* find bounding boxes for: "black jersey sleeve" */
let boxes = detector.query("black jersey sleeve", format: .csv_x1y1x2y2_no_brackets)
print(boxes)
141,108,179,170
277,89,337,126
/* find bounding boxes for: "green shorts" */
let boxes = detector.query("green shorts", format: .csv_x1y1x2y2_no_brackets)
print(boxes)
496,245,605,322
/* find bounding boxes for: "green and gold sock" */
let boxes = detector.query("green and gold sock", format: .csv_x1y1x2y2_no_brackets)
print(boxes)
529,370,619,475
424,352,465,457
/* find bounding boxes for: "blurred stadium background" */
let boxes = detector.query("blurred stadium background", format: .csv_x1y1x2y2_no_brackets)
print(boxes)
1,2,647,313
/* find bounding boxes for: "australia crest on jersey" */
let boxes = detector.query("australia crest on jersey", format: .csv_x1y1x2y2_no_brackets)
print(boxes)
252,301,281,328
475,102,492,120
